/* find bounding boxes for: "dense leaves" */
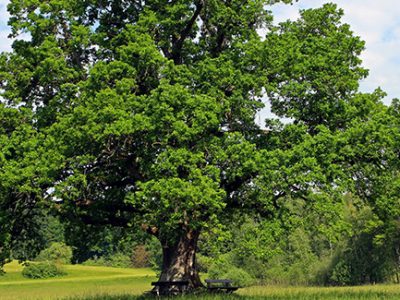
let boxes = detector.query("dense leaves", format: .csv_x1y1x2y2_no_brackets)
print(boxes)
265,4,368,131
0,0,398,287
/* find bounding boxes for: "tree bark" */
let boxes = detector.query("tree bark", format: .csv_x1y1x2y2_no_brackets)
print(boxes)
154,229,203,295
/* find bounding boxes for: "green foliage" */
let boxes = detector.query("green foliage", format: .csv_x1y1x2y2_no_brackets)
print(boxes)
35,242,73,264
208,256,256,287
144,237,163,272
266,3,368,131
83,253,132,269
323,198,399,285
11,213,65,262
82,237,162,270
106,253,132,268
262,228,323,285
223,268,256,287
196,254,213,273
22,261,66,279
0,0,398,287
0,104,65,271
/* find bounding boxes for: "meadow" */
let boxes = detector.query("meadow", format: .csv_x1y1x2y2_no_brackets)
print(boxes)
2,261,400,300
0,261,154,300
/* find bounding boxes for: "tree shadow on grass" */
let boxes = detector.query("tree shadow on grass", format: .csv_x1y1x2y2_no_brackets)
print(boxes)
67,293,256,300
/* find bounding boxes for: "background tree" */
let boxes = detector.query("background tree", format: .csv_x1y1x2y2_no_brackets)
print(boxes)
0,104,62,266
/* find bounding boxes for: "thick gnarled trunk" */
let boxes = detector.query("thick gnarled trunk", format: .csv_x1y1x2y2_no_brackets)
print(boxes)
154,229,202,295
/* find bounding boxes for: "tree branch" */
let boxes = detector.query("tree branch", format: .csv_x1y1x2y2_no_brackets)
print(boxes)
171,0,203,64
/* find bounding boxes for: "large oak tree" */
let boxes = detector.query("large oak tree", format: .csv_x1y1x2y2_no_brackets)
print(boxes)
0,0,397,293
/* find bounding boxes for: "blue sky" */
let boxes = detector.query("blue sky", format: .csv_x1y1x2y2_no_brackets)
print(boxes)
0,0,398,105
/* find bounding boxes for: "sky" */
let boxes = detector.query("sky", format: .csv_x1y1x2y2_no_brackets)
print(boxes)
0,0,398,105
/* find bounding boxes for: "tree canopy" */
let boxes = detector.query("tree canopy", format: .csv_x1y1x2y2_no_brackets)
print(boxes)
0,0,398,292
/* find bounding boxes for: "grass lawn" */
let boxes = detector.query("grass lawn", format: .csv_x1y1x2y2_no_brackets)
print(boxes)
2,261,400,299
237,285,400,299
0,261,156,300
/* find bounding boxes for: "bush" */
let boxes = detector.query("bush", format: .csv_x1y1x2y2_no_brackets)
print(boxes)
22,262,66,279
107,253,132,268
83,252,132,268
196,254,213,273
82,256,107,267
35,242,73,264
224,267,256,287
328,259,352,286
208,258,255,287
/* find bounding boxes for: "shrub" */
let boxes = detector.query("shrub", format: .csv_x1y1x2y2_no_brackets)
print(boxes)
196,254,213,273
328,259,352,286
22,262,66,279
208,259,255,287
82,256,107,267
83,253,132,268
35,242,73,264
107,253,132,268
225,267,256,287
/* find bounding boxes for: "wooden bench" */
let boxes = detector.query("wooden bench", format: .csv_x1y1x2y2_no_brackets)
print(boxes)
151,280,189,296
205,279,239,293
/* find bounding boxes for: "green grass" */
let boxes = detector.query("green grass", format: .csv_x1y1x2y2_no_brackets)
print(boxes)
2,261,400,299
0,261,156,300
65,285,400,300
237,285,400,299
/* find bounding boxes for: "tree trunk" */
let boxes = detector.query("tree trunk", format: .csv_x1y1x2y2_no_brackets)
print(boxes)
154,229,203,295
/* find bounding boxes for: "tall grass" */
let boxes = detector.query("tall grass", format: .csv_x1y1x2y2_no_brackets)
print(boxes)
67,289,400,300
66,287,400,300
